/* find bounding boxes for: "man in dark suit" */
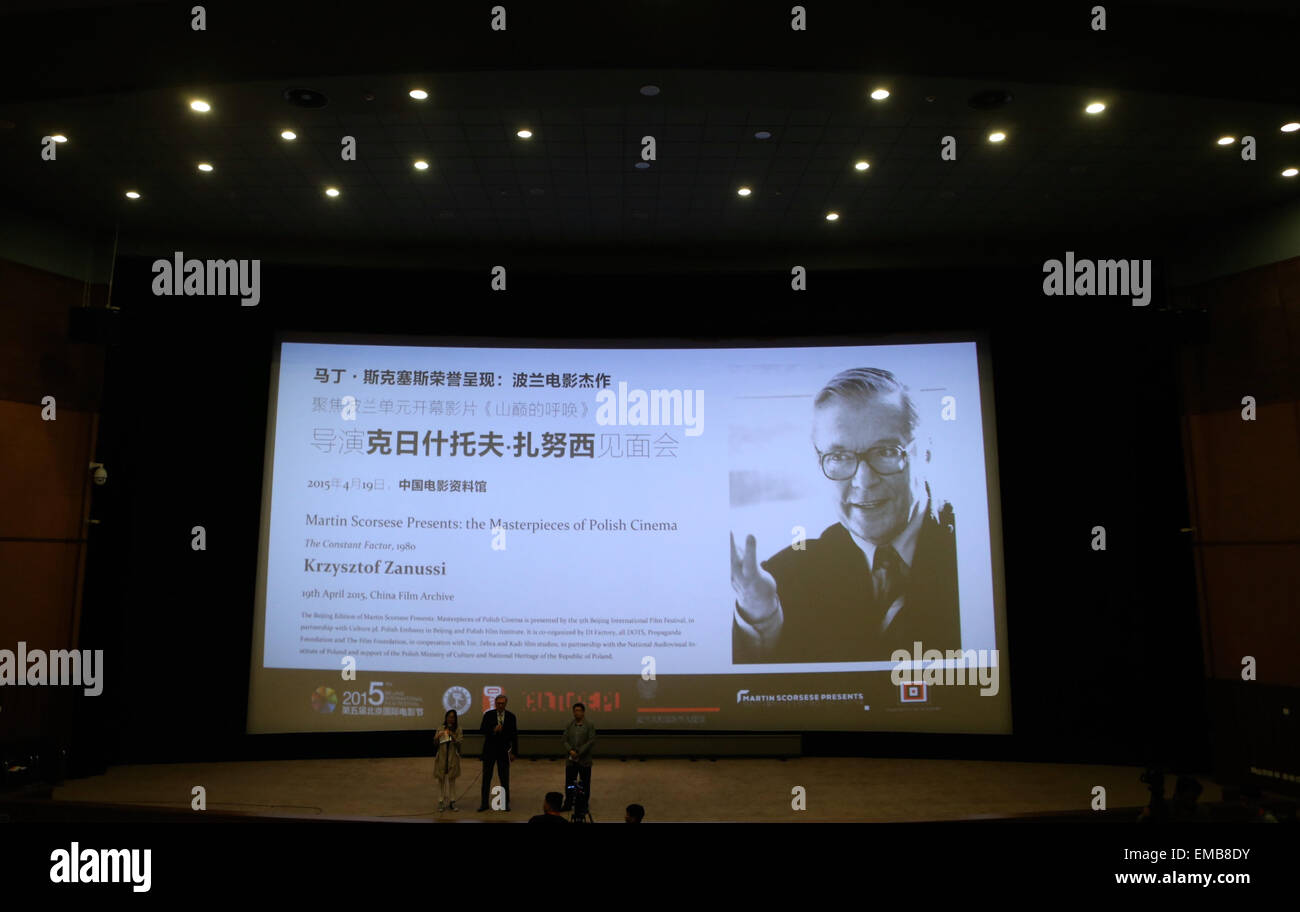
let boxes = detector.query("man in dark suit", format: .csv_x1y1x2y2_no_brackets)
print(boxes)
731,367,960,663
477,693,518,811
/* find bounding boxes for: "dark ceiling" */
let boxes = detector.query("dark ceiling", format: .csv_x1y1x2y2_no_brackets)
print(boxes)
1,1,1299,269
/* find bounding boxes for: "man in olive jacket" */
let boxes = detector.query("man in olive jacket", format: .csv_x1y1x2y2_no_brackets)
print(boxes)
560,702,596,812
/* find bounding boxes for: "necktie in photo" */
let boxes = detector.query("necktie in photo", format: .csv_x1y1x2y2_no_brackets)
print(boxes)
872,544,909,631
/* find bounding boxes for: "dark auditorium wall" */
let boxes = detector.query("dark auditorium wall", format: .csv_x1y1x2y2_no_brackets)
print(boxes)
0,254,107,760
1175,256,1300,793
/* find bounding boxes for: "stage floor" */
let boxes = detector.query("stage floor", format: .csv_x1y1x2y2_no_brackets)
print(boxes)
49,756,1188,822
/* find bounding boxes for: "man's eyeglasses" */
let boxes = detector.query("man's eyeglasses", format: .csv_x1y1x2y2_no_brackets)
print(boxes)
818,442,913,480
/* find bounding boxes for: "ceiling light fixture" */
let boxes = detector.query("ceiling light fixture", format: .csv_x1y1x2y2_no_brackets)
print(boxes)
640,85,660,96
1085,102,1106,114
1283,168,1299,177
516,129,533,139
754,130,771,140
413,160,429,170
737,187,752,196
51,134,67,143
1282,123,1300,133
409,89,428,100
197,162,213,172
284,87,329,108
854,161,870,171
988,131,1007,142
190,100,210,112
969,89,1014,110
825,212,840,221
325,187,340,197
870,88,890,100
125,191,140,199
1216,136,1235,145
280,130,297,140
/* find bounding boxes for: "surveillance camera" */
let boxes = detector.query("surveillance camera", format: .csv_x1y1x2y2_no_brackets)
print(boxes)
90,463,107,486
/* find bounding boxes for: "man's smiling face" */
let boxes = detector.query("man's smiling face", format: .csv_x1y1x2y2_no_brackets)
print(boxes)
813,394,925,544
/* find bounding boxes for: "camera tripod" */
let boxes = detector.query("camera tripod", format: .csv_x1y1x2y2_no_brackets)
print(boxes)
565,780,592,823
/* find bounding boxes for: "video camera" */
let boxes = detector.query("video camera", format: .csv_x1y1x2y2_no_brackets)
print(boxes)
565,780,590,822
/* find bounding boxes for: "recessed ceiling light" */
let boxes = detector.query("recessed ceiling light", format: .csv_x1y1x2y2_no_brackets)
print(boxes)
190,100,210,112
1217,135,1235,145
413,160,429,170
737,187,752,197
1085,102,1106,114
825,211,840,221
969,89,1014,110
1284,168,1299,177
125,191,140,199
516,129,533,139
280,130,297,140
854,161,870,171
870,88,890,100
634,161,650,169
325,187,340,197
409,89,428,100
754,130,771,140
988,131,1007,143
284,87,328,108
1282,123,1300,133
197,162,213,172
640,85,660,96
50,134,67,143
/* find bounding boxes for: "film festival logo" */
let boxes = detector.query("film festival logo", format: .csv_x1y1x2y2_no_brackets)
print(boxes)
594,382,705,437
891,641,999,697
0,642,104,696
312,685,338,713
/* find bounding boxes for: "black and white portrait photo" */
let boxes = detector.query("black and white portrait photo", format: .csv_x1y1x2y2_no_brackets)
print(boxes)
730,360,973,664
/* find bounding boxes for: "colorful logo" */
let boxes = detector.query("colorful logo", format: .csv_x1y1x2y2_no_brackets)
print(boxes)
312,686,338,713
900,683,927,703
482,685,503,710
522,690,622,712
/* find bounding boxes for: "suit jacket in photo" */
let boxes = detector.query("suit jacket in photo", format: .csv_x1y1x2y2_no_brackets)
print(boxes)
732,500,960,663
479,708,519,757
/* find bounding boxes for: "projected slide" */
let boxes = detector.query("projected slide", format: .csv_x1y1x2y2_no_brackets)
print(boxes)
248,337,1009,734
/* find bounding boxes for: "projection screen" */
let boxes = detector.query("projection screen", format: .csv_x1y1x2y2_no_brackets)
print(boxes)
248,334,1010,734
